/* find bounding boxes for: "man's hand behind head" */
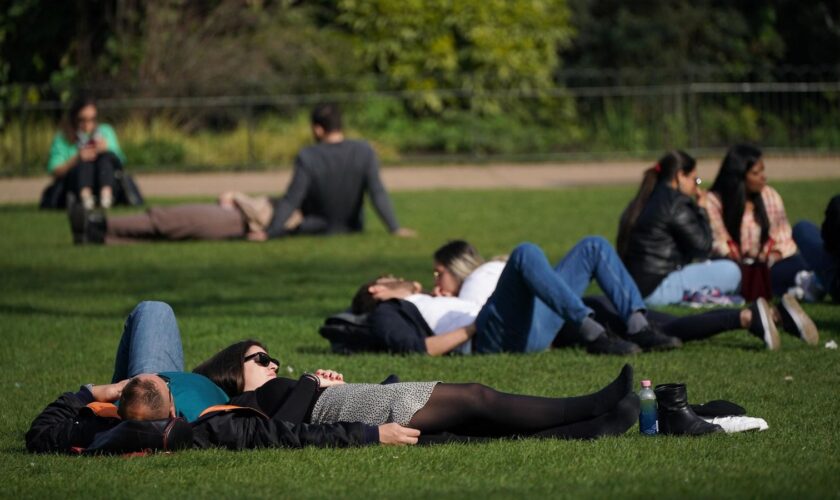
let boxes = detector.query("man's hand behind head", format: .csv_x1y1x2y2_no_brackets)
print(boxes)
368,278,422,301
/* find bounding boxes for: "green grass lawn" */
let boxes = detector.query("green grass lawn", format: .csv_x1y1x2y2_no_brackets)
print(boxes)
1,181,839,499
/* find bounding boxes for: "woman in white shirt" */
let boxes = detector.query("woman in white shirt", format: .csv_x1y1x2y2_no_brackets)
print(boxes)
380,238,680,355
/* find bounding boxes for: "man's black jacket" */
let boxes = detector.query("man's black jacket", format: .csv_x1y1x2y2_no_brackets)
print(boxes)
26,382,377,454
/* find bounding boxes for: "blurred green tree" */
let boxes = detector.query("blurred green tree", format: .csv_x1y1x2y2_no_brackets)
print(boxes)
335,0,574,114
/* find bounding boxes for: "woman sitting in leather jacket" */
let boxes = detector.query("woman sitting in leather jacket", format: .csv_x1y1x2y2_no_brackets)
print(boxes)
616,150,741,306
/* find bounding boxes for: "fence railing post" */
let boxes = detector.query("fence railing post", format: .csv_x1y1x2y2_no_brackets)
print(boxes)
688,84,699,150
246,102,255,168
20,102,28,176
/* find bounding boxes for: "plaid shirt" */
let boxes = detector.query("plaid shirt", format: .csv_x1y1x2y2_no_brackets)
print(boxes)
707,185,797,260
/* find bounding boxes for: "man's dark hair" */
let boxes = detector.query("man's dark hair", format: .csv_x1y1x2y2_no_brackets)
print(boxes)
352,279,379,315
193,340,266,397
311,103,342,133
118,378,166,420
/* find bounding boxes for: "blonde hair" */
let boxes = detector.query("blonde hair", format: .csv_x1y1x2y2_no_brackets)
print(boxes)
434,240,485,285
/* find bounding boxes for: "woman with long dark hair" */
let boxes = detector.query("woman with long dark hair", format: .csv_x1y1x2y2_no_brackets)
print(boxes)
706,144,818,344
430,238,808,352
45,94,127,209
193,340,641,441
707,145,815,295
616,150,741,305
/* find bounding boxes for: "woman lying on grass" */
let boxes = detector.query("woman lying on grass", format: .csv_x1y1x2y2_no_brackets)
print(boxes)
194,339,640,441
27,301,639,454
427,240,817,352
354,238,683,357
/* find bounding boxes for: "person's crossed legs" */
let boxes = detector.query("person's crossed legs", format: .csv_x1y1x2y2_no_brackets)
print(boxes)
475,238,679,354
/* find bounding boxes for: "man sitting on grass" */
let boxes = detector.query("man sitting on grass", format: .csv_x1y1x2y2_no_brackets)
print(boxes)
69,103,416,244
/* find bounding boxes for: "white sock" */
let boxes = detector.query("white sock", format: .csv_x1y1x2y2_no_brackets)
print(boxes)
81,194,95,210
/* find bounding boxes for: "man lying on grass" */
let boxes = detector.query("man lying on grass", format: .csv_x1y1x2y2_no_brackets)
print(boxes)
68,103,416,245
347,238,683,356
27,301,640,454
334,238,816,356
26,301,418,454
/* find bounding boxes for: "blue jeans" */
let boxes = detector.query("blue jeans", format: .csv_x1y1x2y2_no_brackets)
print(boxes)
793,220,838,297
474,237,647,353
111,301,184,382
645,260,742,306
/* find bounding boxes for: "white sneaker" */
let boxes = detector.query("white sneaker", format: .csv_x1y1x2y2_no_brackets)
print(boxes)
794,270,825,303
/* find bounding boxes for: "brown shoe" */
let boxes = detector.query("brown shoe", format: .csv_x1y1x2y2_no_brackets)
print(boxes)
778,293,819,345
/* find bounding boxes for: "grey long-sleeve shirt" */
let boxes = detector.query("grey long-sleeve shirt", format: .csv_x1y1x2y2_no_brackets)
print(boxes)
266,140,400,238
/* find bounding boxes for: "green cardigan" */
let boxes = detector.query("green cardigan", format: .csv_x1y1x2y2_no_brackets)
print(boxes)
46,124,126,173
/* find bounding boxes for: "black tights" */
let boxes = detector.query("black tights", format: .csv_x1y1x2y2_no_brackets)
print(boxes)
66,151,120,196
581,295,742,342
408,365,636,439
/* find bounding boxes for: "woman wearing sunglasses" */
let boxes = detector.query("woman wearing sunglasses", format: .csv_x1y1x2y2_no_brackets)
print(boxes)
616,150,742,306
193,340,640,441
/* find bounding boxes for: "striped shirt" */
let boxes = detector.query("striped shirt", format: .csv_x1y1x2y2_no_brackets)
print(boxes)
706,185,797,260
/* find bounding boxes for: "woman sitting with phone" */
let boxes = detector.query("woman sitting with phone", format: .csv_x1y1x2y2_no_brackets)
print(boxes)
43,94,128,210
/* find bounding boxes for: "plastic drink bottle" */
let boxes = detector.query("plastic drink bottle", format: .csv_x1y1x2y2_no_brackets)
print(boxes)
639,379,657,435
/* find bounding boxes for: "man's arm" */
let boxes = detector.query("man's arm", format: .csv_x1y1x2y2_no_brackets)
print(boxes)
265,160,311,238
363,149,406,234
192,410,419,449
25,387,120,453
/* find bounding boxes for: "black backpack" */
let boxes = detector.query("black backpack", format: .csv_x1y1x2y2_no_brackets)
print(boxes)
319,300,432,354
319,311,386,354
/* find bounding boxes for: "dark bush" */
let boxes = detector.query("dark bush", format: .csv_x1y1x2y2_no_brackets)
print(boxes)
123,139,186,169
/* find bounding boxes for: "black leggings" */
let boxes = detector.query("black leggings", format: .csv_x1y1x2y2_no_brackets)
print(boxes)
407,365,636,440
251,370,636,441
581,295,742,342
66,151,120,196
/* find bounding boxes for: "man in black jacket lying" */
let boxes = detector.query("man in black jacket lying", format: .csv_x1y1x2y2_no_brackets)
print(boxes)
25,301,418,454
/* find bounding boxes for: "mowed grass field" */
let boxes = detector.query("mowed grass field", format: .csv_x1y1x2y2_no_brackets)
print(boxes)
1,180,839,499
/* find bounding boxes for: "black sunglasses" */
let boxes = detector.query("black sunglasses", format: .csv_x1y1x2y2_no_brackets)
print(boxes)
244,351,280,368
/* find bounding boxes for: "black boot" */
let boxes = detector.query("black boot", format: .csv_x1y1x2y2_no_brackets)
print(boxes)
67,201,106,245
654,383,723,436
85,208,107,244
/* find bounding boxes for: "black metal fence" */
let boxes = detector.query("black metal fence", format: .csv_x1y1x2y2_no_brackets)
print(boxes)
3,79,840,176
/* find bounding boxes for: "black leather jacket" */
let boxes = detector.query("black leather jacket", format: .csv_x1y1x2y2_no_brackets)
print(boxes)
26,384,377,454
623,184,712,296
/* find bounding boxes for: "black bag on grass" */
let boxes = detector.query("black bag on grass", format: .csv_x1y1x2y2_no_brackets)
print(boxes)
113,170,144,206
319,300,432,354
39,178,68,209
319,311,385,354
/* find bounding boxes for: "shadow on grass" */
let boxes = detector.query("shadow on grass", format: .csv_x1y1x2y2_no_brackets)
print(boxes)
0,303,118,319
295,345,335,355
0,255,416,319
